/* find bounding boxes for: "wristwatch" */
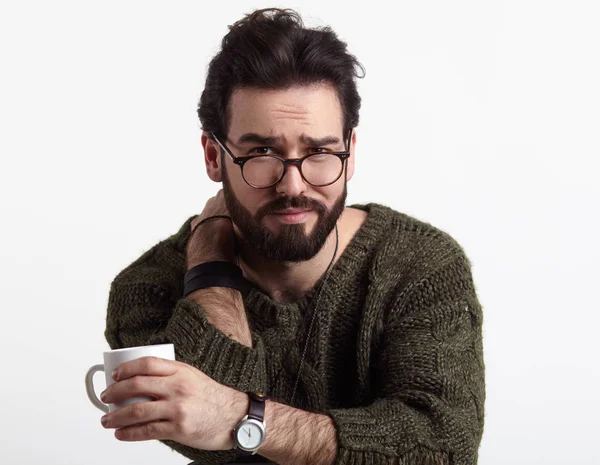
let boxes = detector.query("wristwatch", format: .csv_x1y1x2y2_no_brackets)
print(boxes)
232,391,268,455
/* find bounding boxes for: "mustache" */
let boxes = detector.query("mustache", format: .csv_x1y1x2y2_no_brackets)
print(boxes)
256,196,326,220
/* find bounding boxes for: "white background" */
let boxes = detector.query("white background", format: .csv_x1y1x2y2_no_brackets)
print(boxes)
1,1,598,464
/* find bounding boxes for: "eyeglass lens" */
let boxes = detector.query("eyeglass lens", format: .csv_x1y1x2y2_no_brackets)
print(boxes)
243,153,343,187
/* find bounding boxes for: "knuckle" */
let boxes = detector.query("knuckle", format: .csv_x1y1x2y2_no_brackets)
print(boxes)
130,403,146,419
180,420,195,438
173,380,189,397
173,401,187,422
174,416,187,435
130,376,145,391
145,422,161,438
146,375,159,391
174,423,186,436
142,357,155,371
173,403,193,436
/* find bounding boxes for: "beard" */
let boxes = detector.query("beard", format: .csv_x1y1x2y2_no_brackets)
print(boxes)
221,165,347,263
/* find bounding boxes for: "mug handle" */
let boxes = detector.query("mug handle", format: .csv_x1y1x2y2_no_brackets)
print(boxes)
85,364,109,413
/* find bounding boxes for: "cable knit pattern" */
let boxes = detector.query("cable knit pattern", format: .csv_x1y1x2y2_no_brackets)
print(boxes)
104,203,485,465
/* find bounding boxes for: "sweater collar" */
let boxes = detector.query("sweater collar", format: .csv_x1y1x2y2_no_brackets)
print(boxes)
174,203,393,308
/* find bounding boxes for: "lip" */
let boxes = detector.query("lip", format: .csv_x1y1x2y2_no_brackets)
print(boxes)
273,208,311,215
270,209,312,224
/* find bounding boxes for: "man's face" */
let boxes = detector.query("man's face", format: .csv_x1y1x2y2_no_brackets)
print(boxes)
218,84,354,262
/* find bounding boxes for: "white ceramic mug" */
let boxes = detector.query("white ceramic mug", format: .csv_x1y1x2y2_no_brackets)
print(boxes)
85,343,175,413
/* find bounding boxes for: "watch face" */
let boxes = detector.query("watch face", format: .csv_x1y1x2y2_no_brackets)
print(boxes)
236,420,264,450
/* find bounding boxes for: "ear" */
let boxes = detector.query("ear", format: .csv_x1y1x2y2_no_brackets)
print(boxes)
201,132,223,182
345,130,357,182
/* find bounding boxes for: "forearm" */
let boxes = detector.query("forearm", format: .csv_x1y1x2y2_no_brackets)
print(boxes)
260,400,338,465
187,287,253,348
105,241,267,394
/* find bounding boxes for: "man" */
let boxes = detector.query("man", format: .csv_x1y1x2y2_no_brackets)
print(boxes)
101,8,485,465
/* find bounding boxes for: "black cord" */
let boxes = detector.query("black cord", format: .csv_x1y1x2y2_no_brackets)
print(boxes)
190,215,232,237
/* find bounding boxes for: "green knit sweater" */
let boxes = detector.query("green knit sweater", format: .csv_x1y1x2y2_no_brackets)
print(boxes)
104,203,485,465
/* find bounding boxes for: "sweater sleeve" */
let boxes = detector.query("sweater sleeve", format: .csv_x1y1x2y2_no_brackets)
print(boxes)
326,251,486,465
104,238,268,465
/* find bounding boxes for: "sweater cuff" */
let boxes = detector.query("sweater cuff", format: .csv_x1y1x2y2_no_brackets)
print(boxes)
164,297,267,394
327,409,450,465
334,447,449,465
327,408,391,465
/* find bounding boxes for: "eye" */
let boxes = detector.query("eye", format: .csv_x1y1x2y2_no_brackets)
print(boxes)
309,147,332,154
248,147,274,155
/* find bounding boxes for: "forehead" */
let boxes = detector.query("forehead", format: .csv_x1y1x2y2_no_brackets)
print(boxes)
227,83,344,140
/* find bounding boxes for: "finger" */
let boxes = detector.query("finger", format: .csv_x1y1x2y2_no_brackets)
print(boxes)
114,356,181,381
102,375,169,404
103,400,173,431
115,419,175,442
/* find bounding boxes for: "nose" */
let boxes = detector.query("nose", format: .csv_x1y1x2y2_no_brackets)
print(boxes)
275,163,307,197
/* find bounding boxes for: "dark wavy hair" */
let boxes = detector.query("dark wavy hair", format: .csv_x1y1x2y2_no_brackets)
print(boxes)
197,8,365,140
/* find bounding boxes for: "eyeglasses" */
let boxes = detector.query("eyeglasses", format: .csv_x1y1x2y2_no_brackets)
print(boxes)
211,130,352,189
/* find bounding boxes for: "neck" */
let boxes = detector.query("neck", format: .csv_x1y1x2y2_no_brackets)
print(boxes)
236,220,342,305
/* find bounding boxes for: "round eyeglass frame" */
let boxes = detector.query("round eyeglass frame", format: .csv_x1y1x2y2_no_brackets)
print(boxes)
210,129,353,189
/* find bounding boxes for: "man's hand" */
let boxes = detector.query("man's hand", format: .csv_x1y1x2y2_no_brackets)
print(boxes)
99,356,247,450
187,189,236,267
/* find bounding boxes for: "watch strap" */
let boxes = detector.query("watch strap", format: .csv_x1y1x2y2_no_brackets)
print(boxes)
247,391,267,422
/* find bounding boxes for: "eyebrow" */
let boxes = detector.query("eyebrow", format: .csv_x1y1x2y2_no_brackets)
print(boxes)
237,133,341,147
